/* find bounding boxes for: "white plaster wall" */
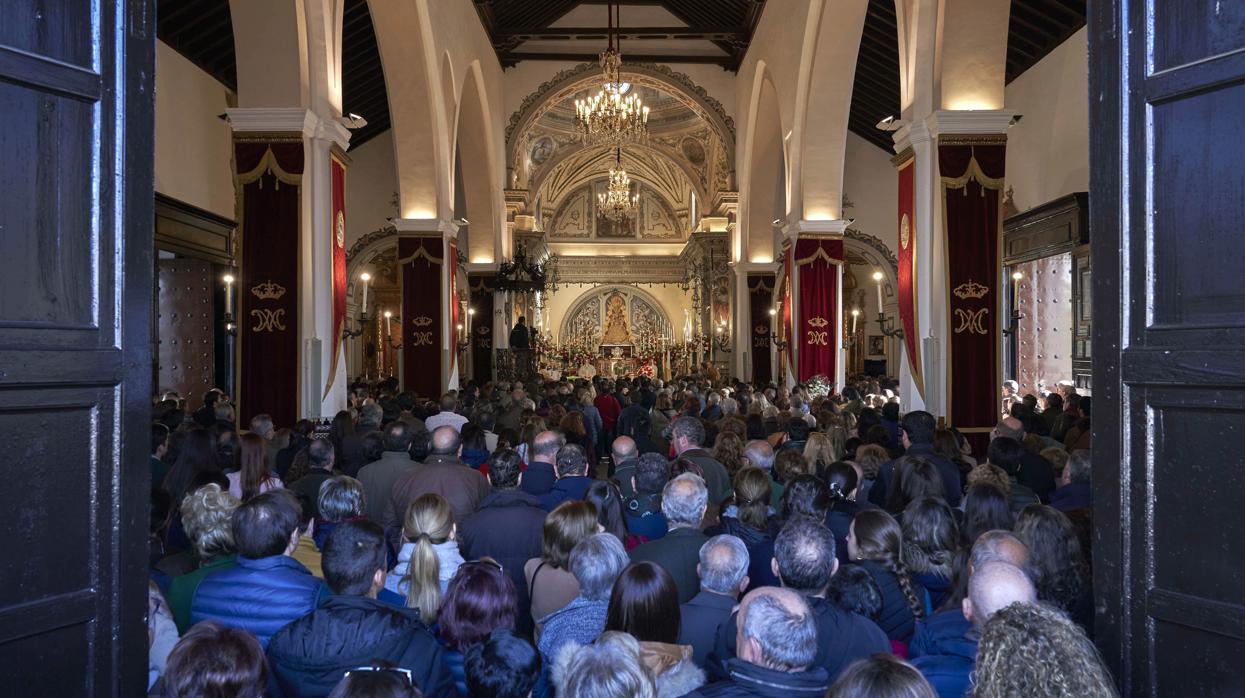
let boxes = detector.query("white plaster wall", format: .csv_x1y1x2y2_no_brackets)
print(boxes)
344,130,398,248
842,132,899,254
541,283,693,343
155,40,235,219
1004,27,1089,212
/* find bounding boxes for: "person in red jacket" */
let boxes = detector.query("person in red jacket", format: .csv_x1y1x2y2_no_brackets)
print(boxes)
594,382,622,439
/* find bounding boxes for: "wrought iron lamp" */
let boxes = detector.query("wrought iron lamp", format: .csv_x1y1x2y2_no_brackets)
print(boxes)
342,271,371,340
1002,270,1025,336
767,308,789,352
872,271,904,339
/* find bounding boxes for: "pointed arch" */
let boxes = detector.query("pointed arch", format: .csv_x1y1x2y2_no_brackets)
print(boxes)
456,62,503,264
740,64,786,265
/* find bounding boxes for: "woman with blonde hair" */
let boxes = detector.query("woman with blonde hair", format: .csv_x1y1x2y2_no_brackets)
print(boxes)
166,483,240,632
385,493,464,623
803,431,840,477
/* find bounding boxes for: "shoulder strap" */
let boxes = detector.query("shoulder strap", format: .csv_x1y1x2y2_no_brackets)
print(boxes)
528,560,548,593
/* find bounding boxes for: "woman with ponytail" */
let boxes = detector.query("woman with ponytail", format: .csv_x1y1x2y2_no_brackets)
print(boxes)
385,493,463,623
847,508,927,644
824,461,863,564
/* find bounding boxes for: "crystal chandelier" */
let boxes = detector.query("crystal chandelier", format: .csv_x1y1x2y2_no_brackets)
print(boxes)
573,2,649,145
598,146,639,222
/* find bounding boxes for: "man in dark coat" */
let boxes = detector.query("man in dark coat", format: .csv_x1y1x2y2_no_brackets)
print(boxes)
266,521,453,697
384,426,490,527
508,316,530,349
680,535,750,668
669,416,732,506
518,430,561,497
993,416,1057,502
870,410,963,507
708,518,889,683
191,490,330,648
610,436,640,498
629,473,710,603
911,561,1035,698
685,588,833,698
340,402,384,477
1050,449,1092,512
287,438,341,520
540,444,595,511
458,449,546,637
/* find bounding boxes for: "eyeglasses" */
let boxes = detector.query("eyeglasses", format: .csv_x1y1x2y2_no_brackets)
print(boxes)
345,666,413,686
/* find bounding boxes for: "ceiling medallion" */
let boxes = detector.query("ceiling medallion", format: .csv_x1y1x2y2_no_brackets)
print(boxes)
573,2,649,146
598,146,639,222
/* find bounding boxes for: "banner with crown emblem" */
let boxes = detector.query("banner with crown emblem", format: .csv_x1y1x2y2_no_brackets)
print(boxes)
236,142,303,427
940,143,1005,447
748,274,774,383
897,156,923,398
469,275,495,382
795,238,844,382
399,236,443,398
325,154,348,399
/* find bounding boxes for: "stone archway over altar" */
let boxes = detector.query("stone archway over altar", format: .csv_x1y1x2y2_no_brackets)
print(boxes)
559,285,675,348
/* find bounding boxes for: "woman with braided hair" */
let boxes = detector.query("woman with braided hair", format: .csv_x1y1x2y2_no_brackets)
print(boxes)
847,508,928,643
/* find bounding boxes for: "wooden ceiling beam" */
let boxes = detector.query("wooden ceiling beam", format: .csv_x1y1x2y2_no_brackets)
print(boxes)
501,51,734,67
498,26,744,38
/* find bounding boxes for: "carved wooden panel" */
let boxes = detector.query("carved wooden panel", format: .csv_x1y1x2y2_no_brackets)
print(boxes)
1072,247,1092,391
1014,253,1073,396
157,259,215,399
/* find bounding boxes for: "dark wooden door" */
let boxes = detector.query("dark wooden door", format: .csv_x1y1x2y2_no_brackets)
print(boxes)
0,1,154,693
1092,1,1245,695
157,259,217,399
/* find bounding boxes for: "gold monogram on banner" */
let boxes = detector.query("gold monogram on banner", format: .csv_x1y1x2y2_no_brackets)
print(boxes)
753,324,770,348
251,280,286,300
250,281,288,332
475,325,492,350
411,316,435,346
806,316,830,346
952,280,990,335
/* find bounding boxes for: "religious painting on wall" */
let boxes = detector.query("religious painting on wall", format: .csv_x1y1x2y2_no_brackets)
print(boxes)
868,335,886,356
530,136,555,166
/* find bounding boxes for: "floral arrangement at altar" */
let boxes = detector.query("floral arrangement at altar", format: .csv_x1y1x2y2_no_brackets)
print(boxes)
805,374,834,400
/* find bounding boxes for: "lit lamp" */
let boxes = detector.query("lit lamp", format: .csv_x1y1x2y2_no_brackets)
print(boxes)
456,322,469,352
222,273,236,336
342,272,372,340
874,271,904,339
766,308,788,351
713,319,731,353
1003,271,1025,336
846,308,861,349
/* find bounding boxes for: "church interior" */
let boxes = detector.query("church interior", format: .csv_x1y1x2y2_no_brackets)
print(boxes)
5,0,1245,694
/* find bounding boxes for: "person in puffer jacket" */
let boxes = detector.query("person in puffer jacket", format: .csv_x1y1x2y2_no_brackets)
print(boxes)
266,521,454,697
191,490,329,647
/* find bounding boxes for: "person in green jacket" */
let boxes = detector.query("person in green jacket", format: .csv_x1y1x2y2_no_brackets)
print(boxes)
167,483,240,632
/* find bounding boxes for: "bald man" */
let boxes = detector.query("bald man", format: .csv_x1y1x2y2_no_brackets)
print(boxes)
518,430,563,497
385,425,490,526
912,562,1035,697
685,587,832,697
611,436,639,497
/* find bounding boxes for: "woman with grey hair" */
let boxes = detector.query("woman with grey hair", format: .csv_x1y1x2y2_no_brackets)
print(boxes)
536,532,629,665
312,475,366,549
553,631,657,698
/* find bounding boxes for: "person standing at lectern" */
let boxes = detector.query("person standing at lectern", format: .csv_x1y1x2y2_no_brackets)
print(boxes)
510,316,531,349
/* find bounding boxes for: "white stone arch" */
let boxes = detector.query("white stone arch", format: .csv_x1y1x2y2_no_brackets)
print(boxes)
455,61,503,264
798,0,870,221
529,141,709,208
557,285,675,344
739,63,787,265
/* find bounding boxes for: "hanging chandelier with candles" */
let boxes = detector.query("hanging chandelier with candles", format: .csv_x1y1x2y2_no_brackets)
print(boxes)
598,146,639,222
574,2,649,145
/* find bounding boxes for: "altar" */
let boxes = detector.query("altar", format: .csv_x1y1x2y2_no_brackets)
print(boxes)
596,344,638,376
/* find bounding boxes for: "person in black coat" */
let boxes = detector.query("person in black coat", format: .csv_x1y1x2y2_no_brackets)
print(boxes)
629,473,711,603
508,316,530,349
679,535,751,668
458,449,547,637
847,509,928,643
708,518,889,683
993,416,1057,502
705,467,781,590
266,521,453,697
870,411,963,508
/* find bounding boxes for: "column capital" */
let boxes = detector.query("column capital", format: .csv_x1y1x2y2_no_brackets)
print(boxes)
394,217,459,241
226,107,352,150
780,219,850,241
893,109,1019,153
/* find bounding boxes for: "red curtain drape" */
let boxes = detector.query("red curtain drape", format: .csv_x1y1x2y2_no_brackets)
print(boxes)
897,157,923,397
469,275,495,382
748,274,774,383
237,142,303,427
796,238,843,381
327,155,347,399
400,237,443,398
782,246,794,372
940,144,1005,453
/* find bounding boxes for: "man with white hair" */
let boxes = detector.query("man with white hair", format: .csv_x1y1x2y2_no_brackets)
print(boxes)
537,533,630,665
742,439,783,504
685,587,831,697
911,561,1036,697
680,535,751,667
628,473,711,603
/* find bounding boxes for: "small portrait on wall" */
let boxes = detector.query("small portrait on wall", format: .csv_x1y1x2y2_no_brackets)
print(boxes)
530,136,555,166
868,335,886,356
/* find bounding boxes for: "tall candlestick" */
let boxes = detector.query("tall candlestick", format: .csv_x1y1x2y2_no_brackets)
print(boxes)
851,308,859,334
223,274,234,314
359,272,371,314
384,310,392,337
872,270,884,311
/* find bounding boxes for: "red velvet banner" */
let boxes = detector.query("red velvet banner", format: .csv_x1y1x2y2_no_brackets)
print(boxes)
469,275,495,382
940,144,1005,447
748,274,774,383
782,246,795,372
795,238,844,381
326,154,347,399
236,143,303,427
897,157,923,397
400,237,443,398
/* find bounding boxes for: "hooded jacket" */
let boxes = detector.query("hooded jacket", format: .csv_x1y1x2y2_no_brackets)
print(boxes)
265,595,453,698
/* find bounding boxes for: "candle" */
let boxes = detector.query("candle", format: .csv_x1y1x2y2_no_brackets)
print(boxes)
851,308,859,334
1012,270,1023,286
359,272,371,314
222,274,234,314
873,270,884,311
384,310,392,336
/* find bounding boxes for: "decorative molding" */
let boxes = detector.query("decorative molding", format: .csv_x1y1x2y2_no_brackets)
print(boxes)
555,255,688,285
844,228,899,272
226,107,352,150
926,109,1018,137
345,226,398,265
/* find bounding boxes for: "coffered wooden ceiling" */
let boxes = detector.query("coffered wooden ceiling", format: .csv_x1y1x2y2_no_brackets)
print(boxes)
155,0,1085,152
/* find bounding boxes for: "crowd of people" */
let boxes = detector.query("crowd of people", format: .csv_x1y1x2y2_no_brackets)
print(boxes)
143,373,1111,697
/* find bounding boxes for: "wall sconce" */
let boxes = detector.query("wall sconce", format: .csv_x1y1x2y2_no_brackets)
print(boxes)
1002,270,1025,336
873,270,904,339
713,319,732,353
766,308,788,352
844,308,860,349
222,273,237,337
343,272,372,340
